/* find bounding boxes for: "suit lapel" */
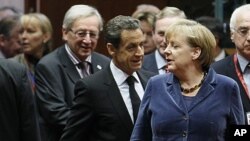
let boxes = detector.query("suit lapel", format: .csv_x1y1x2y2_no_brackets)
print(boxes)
91,52,106,73
104,67,134,132
166,74,187,114
188,69,215,112
59,46,81,84
136,70,149,89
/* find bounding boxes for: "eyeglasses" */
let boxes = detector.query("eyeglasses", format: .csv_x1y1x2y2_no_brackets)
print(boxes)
234,27,250,37
69,29,99,40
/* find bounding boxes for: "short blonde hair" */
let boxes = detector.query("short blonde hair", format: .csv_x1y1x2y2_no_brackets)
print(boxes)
20,13,53,53
165,19,216,71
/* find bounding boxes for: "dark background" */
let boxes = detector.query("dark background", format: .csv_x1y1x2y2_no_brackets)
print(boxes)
24,0,248,56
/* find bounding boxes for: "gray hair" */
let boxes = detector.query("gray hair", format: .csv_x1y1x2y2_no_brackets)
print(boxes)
103,15,140,48
153,6,186,29
230,4,250,31
62,4,103,31
156,6,186,20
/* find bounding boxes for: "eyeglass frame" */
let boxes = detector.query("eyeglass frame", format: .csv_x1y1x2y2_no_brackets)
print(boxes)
233,26,250,37
69,28,99,40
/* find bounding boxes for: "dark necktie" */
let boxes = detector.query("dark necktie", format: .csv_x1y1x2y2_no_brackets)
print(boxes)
77,61,90,77
126,76,141,122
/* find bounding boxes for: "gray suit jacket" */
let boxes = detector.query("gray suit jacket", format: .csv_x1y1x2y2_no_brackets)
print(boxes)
35,45,110,141
142,51,159,74
0,59,40,141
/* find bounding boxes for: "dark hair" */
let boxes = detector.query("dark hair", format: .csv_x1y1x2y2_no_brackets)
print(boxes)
0,6,20,14
103,15,140,48
196,16,224,47
0,15,20,38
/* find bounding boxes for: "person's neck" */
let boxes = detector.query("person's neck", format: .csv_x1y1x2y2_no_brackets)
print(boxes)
177,69,204,88
214,45,221,56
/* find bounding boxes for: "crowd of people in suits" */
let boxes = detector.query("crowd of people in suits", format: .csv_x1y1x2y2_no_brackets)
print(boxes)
0,3,250,141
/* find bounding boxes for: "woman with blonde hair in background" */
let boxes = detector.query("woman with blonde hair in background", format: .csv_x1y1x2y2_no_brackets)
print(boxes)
11,13,53,92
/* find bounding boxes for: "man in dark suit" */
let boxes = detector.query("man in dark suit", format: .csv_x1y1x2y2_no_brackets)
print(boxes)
35,5,110,141
211,4,250,125
60,15,155,141
196,16,229,62
142,7,186,74
0,59,40,141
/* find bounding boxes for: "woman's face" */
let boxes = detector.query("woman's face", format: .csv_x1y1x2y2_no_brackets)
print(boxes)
19,19,47,56
164,34,200,73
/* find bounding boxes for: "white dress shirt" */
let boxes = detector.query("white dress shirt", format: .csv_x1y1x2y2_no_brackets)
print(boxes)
110,60,144,123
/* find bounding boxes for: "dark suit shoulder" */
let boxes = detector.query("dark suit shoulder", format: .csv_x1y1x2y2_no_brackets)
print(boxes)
92,52,110,59
211,55,234,71
139,69,157,77
0,59,26,78
142,52,155,67
37,45,64,66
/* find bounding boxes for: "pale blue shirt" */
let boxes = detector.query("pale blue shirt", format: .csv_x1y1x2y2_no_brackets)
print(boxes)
110,60,144,123
238,54,250,95
65,44,91,78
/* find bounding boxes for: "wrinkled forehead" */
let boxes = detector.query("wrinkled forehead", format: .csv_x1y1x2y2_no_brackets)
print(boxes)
236,12,250,28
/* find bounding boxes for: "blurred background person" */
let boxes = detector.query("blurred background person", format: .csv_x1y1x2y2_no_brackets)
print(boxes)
0,59,40,141
0,6,21,21
211,4,250,125
131,19,245,141
142,6,186,74
0,15,22,58
132,4,160,55
35,5,110,141
196,16,229,62
11,13,53,92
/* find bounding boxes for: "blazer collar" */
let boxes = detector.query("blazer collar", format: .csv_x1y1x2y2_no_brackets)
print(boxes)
166,69,216,113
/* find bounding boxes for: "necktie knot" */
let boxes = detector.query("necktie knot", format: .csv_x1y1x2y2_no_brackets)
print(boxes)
126,76,136,86
76,61,90,77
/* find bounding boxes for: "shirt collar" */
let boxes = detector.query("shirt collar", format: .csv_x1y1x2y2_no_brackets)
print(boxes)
237,53,249,72
65,44,91,65
110,60,139,86
214,49,226,62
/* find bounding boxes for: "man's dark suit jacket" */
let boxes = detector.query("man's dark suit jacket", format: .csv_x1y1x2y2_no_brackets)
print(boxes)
60,66,155,141
0,59,40,141
211,55,250,124
142,51,159,74
35,45,110,141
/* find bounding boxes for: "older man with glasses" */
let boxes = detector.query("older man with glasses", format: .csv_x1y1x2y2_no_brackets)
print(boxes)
211,4,250,125
35,5,110,141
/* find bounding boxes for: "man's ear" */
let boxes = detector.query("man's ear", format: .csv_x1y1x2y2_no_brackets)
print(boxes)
107,43,116,57
62,28,68,41
192,47,201,60
0,34,6,47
